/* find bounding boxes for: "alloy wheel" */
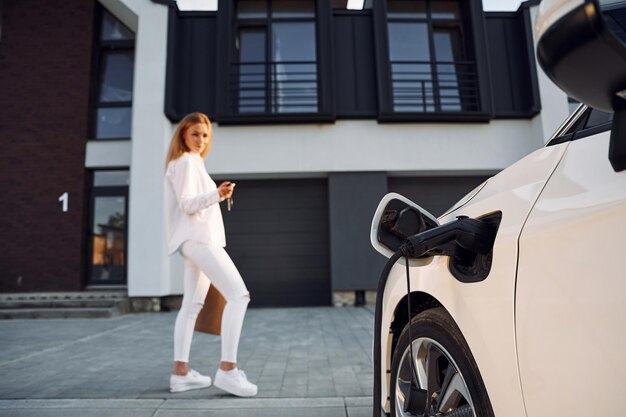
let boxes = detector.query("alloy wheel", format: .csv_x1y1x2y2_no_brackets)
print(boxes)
395,336,475,417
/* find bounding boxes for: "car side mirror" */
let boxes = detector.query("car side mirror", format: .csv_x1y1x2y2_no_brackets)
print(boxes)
370,193,439,258
610,108,626,171
536,0,626,172
536,0,626,113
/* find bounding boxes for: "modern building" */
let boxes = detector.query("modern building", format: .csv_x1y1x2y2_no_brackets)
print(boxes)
0,0,569,307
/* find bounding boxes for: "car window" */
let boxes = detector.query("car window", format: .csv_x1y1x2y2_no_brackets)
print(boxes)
548,107,613,146
564,108,589,135
583,108,613,129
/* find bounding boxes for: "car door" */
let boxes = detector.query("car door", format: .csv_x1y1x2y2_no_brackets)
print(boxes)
515,107,626,416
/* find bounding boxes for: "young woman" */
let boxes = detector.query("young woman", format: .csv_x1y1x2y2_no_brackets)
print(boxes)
165,112,257,397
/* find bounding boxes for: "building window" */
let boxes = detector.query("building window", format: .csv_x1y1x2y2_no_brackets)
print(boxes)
87,170,129,286
386,0,478,113
92,8,135,139
231,0,318,115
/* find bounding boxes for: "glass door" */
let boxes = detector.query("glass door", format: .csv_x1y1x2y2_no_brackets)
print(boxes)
237,27,267,113
87,171,129,286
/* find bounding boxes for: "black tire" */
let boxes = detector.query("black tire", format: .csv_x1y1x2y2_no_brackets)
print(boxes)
390,307,494,417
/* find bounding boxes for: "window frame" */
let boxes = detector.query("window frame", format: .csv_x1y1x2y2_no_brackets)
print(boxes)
85,169,130,287
231,2,319,115
215,0,335,125
386,1,470,113
89,6,136,141
372,0,493,122
547,104,614,147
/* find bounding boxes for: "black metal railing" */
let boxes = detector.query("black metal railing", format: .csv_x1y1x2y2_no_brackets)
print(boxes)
229,61,319,115
390,60,480,113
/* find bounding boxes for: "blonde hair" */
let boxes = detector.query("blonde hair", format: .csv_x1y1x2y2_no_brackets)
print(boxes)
165,112,213,167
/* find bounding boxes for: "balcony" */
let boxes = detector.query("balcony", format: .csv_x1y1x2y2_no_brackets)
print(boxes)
389,60,480,113
229,61,319,116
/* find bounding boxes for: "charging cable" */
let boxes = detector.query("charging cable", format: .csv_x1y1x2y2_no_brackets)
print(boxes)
397,244,428,415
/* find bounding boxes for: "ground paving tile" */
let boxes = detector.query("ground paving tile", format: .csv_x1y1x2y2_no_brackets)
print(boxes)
0,307,375,416
0,398,371,416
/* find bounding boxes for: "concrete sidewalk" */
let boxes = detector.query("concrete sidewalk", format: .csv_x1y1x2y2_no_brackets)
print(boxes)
0,307,374,416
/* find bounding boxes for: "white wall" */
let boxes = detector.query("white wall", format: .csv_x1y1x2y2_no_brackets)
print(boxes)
85,141,132,167
97,0,173,297
205,119,544,178
127,0,173,297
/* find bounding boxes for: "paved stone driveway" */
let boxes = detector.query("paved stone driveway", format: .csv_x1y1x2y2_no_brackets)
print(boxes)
0,307,374,416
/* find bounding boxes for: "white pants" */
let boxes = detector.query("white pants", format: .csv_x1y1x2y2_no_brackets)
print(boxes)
174,240,250,363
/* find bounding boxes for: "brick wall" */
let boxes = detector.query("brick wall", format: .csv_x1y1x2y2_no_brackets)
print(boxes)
0,0,95,292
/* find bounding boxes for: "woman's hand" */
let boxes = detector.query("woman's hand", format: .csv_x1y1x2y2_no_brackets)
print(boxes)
218,182,236,200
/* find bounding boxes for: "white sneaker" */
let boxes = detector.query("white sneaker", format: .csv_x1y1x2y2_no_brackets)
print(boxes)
214,368,258,397
169,369,212,393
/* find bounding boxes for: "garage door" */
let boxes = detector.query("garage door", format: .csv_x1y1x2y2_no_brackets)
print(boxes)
388,176,490,217
219,178,331,307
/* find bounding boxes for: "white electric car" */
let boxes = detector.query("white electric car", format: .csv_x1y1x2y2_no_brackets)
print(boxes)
370,1,626,417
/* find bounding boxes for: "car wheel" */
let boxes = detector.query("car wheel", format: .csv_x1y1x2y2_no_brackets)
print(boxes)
390,307,494,417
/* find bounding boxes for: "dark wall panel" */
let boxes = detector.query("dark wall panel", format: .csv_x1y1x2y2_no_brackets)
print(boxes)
165,10,217,122
388,176,490,218
0,0,94,292
219,179,331,307
486,9,541,118
163,3,541,123
329,173,387,291
333,13,378,117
